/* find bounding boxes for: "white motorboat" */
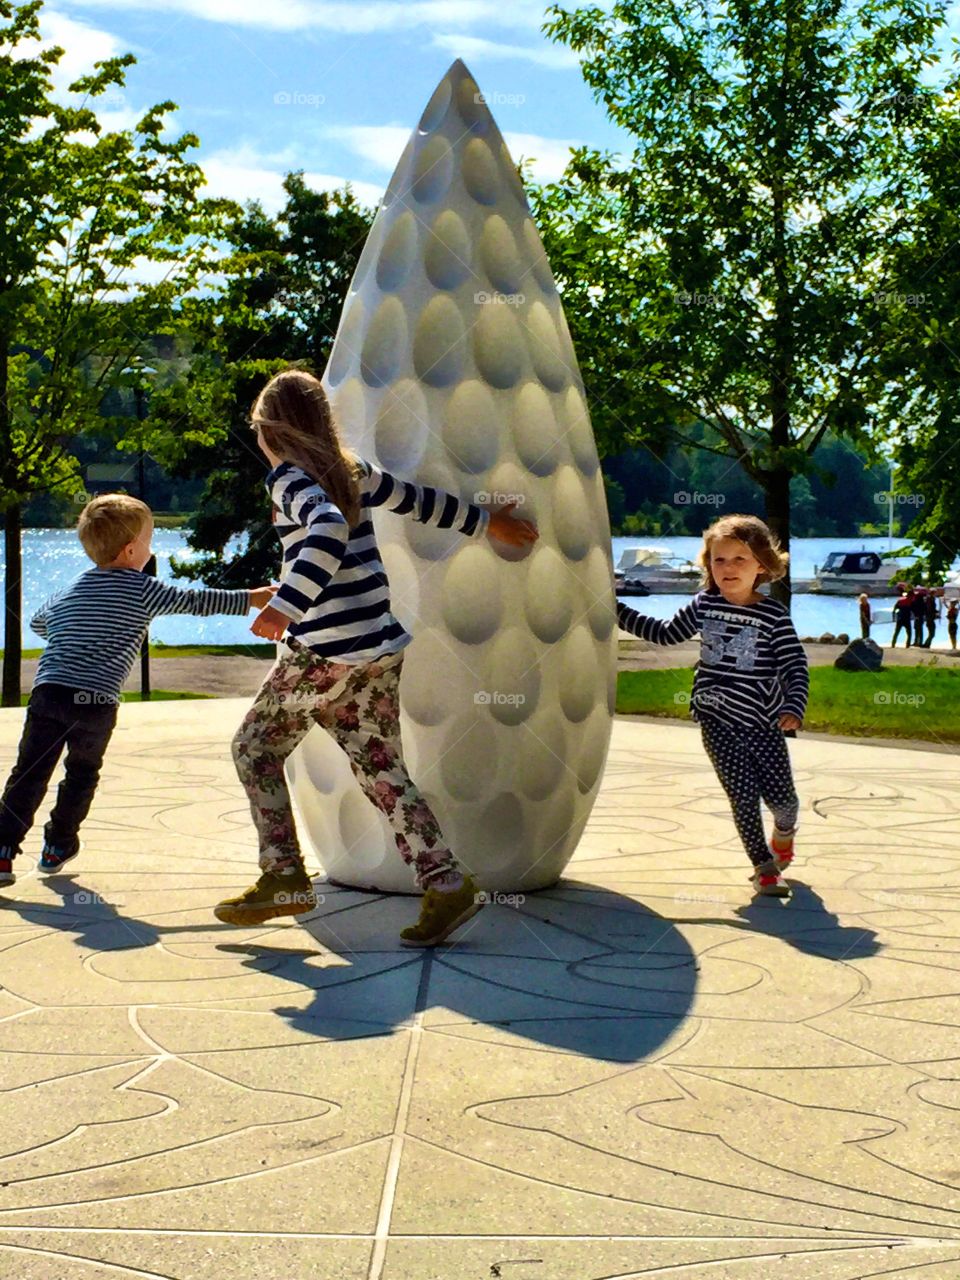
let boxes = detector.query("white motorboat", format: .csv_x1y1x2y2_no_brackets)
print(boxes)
796,549,916,596
614,545,702,595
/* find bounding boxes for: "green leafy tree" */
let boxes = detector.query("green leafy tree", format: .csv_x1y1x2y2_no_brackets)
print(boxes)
0,0,230,703
144,174,373,589
880,106,960,577
538,0,951,602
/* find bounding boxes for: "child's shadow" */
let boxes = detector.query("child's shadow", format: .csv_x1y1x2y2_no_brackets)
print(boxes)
0,876,235,952
734,881,881,960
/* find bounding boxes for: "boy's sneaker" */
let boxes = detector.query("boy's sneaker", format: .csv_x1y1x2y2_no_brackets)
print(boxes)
213,866,316,926
400,874,484,947
0,850,15,886
40,842,80,873
750,859,791,898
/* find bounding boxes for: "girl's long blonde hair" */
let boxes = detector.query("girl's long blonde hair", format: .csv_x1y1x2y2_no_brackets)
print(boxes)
698,514,788,590
252,369,362,528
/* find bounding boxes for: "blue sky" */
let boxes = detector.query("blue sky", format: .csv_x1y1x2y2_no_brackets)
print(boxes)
38,0,623,212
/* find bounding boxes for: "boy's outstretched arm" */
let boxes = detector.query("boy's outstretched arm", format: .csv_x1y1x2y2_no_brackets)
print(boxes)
142,578,259,620
617,596,701,646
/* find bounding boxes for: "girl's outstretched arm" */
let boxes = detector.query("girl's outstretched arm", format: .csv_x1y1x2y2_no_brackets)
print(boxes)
617,596,702,646
362,461,490,537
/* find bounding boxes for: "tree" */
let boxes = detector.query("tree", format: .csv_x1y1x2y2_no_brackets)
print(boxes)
144,174,373,587
0,0,230,703
538,0,951,603
879,106,960,577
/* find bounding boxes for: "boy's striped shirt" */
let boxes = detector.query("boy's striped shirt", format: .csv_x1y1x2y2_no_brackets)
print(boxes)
617,591,809,729
268,459,490,661
31,570,250,701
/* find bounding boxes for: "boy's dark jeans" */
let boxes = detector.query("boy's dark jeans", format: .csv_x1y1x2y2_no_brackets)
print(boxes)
0,683,117,856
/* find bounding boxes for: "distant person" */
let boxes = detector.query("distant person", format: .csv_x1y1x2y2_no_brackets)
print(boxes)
891,586,913,648
0,495,275,888
617,513,808,900
948,599,958,651
910,587,928,647
858,592,872,640
923,588,941,648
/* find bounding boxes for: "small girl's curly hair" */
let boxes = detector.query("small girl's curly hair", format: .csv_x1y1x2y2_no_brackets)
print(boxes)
698,514,789,591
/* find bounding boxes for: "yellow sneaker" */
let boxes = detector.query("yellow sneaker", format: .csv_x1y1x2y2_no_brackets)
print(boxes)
400,874,484,947
213,867,316,926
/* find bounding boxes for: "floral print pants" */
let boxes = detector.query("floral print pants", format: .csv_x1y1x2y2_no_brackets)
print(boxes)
232,642,458,888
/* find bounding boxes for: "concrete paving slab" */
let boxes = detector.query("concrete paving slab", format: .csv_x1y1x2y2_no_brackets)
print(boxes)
1,698,959,1278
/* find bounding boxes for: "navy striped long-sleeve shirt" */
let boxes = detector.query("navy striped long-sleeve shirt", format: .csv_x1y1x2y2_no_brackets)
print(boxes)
267,459,491,661
617,591,809,730
30,571,250,702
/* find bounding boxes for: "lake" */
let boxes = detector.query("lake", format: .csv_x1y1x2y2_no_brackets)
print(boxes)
3,528,957,650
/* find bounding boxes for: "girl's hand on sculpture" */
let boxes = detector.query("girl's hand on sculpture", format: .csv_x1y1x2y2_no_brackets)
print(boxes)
251,603,291,640
249,585,279,610
486,501,538,547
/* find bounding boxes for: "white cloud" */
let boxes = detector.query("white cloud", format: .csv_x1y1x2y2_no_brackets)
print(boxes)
62,0,546,33
36,9,127,87
502,130,578,183
431,33,580,69
324,125,411,173
201,147,384,212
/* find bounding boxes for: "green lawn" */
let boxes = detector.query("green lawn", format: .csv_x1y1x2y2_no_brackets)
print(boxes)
617,666,960,744
7,643,275,660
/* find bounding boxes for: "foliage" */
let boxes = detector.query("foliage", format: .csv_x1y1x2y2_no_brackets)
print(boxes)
143,174,373,586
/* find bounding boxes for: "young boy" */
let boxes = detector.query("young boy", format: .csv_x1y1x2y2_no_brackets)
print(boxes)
0,494,275,885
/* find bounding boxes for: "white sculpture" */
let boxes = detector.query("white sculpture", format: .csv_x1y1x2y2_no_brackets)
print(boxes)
287,60,616,892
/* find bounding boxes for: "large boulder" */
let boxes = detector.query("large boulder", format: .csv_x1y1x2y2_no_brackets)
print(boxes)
834,637,884,671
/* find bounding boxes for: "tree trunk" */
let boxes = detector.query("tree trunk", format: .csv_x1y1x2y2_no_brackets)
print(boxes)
2,504,22,707
762,469,792,609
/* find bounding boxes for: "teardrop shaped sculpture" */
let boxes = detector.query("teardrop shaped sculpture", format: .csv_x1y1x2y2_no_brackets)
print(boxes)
286,59,616,893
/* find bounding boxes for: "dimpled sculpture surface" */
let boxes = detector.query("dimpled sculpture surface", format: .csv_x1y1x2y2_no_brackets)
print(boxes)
286,60,616,892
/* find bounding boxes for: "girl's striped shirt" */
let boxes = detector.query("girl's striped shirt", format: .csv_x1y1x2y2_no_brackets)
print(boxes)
31,570,250,701
617,591,809,730
268,459,491,662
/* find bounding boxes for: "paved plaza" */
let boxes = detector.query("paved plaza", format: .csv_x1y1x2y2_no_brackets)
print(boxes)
0,699,959,1279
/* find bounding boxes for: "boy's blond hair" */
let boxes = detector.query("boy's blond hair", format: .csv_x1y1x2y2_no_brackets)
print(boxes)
698,514,789,590
77,494,152,565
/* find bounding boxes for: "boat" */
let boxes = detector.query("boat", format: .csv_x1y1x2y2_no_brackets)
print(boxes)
795,549,916,596
614,546,701,595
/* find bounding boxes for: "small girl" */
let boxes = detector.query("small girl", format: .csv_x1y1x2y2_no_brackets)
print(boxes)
617,514,809,898
858,592,871,640
214,369,537,944
947,598,958,651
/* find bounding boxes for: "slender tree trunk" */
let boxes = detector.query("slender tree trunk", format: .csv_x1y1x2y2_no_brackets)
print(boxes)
762,469,792,608
2,504,22,707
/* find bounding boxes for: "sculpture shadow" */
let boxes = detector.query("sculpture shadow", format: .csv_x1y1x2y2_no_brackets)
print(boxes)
217,881,699,1063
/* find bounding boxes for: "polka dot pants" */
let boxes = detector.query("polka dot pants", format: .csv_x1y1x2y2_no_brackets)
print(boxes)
700,719,799,867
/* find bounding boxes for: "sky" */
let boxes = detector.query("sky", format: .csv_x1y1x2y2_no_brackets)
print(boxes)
35,0,624,214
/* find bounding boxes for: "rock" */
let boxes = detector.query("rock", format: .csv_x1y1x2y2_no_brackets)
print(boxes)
818,632,836,644
834,637,884,671
837,633,850,644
